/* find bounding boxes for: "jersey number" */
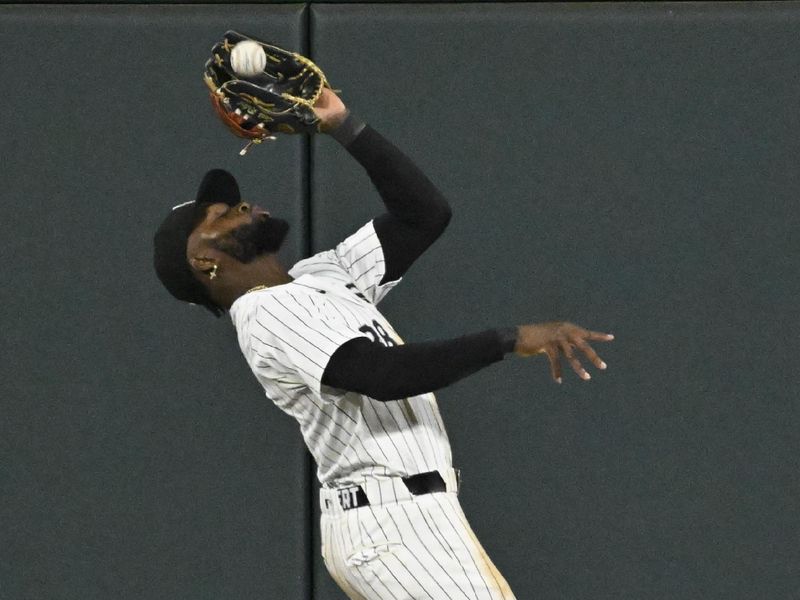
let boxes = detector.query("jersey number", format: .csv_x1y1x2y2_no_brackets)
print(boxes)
359,321,397,347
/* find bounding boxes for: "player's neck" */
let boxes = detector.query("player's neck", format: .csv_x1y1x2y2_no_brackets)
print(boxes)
210,254,293,309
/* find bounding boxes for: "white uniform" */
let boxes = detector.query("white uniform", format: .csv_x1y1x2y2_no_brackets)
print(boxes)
230,221,516,600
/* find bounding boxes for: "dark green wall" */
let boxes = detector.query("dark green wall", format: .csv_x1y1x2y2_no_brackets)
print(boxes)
310,4,800,599
2,3,798,600
1,6,312,600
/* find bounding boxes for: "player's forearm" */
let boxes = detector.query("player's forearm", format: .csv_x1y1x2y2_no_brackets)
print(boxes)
329,113,452,227
330,113,452,282
321,328,518,401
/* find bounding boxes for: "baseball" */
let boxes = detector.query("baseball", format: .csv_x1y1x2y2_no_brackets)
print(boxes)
230,40,267,77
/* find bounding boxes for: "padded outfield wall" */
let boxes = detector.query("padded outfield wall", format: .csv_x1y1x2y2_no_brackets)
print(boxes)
2,3,798,599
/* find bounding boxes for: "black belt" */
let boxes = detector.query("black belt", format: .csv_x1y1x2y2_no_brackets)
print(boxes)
331,471,448,511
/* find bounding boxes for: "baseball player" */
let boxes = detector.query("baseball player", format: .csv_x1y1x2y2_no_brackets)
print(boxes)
153,88,613,599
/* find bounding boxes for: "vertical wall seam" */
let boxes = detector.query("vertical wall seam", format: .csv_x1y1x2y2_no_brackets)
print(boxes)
301,5,315,600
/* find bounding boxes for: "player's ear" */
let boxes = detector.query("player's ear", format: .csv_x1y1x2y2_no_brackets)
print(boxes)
189,255,220,279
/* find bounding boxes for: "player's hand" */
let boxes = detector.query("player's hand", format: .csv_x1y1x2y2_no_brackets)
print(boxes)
514,322,614,383
314,88,348,132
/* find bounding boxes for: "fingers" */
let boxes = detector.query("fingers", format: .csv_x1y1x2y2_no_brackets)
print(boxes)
546,346,562,384
527,323,615,384
559,339,591,381
573,339,607,371
587,330,615,342
558,327,614,381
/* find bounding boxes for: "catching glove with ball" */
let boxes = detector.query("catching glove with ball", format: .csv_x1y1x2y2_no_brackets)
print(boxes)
203,30,331,154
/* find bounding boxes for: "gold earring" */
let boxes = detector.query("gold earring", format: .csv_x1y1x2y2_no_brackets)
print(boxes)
208,264,219,280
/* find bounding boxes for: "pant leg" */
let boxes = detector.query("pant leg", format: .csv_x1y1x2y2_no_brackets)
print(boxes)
431,493,516,600
324,493,516,600
321,512,372,600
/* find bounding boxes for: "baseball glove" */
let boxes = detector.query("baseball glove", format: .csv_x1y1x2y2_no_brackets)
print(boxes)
203,30,330,154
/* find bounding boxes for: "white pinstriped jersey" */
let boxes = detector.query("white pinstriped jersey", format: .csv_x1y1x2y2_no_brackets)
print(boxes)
229,221,453,486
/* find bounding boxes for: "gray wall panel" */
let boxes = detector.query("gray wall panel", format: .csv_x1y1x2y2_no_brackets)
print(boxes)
1,6,310,600
310,3,800,599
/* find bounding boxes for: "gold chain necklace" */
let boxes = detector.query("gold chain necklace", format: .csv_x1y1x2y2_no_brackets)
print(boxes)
245,284,270,294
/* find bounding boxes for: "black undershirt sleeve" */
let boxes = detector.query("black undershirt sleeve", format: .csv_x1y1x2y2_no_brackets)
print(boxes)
324,116,517,400
330,113,452,284
321,328,519,401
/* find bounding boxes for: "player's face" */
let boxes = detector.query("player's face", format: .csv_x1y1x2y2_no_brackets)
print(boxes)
191,201,290,263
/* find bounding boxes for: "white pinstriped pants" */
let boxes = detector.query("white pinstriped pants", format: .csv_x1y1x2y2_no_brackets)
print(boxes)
320,475,516,600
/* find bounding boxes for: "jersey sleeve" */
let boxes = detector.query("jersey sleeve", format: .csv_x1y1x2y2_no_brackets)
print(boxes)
247,290,366,400
333,221,401,304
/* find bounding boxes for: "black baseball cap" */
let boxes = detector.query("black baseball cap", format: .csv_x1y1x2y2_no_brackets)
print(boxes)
153,169,241,316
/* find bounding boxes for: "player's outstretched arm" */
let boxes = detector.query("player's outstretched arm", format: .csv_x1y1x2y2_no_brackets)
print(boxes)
314,89,452,284
322,322,614,400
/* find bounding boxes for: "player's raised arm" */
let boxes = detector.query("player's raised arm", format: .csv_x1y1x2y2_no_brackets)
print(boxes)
322,322,614,400
315,89,452,284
